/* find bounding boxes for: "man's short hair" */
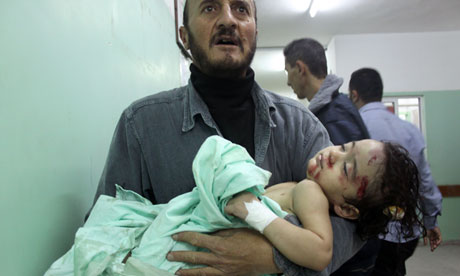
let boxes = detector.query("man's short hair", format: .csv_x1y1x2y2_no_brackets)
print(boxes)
183,0,190,29
283,38,327,79
349,68,384,103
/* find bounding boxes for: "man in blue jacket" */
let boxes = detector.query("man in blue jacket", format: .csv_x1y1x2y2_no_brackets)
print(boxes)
283,38,369,146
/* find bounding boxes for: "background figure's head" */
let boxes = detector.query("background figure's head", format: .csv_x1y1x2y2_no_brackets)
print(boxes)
349,68,384,109
307,140,423,240
283,38,327,100
179,0,258,79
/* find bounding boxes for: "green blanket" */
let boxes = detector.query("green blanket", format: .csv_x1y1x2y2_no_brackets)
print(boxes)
45,136,287,275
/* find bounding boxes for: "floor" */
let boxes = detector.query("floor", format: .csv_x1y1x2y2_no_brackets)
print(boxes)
406,241,460,276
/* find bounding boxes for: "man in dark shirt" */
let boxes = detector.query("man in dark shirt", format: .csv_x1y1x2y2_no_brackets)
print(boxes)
92,1,364,275
283,38,369,145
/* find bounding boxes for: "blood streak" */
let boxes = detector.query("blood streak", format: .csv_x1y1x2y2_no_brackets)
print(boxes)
356,176,369,199
314,171,321,181
327,155,333,168
368,147,385,166
368,155,378,166
308,165,318,177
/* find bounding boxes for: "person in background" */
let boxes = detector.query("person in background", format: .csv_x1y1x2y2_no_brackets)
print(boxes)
349,67,443,276
283,38,369,145
90,0,364,275
284,37,374,276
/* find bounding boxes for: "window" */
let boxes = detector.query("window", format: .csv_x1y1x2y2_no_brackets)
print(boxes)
382,96,423,133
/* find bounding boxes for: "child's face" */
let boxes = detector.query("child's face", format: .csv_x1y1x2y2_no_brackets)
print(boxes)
307,140,385,206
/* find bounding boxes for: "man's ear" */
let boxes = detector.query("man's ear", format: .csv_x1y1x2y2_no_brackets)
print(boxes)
349,90,359,104
333,203,359,220
179,26,190,50
295,60,308,76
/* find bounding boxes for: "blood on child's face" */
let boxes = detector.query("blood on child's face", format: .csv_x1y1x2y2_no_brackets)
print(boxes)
306,140,385,205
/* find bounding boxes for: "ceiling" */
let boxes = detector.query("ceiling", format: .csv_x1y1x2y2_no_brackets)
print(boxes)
255,0,460,47
251,0,460,96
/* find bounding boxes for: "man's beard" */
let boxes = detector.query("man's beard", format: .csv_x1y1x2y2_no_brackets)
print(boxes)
188,27,256,79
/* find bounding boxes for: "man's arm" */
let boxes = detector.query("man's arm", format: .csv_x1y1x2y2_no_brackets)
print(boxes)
168,216,363,276
415,146,442,251
93,111,151,205
168,229,281,276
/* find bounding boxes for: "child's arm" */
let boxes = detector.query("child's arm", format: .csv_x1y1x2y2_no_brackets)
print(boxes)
225,180,332,271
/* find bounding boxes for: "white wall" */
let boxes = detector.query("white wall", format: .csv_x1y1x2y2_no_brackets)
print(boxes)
325,38,337,75
254,31,460,100
252,48,294,96
330,31,460,92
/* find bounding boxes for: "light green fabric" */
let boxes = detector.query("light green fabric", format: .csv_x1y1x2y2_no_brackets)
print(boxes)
45,136,287,275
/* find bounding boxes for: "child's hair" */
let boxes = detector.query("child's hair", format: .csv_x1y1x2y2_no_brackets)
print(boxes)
345,142,425,240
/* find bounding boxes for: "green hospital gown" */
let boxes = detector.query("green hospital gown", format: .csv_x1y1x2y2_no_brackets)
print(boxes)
45,136,288,276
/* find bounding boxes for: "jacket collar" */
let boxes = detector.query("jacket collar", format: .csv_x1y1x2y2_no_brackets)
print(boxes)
308,74,344,113
359,101,387,113
182,80,276,133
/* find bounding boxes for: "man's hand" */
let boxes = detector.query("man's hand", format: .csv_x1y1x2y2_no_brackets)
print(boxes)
166,228,282,276
424,226,442,251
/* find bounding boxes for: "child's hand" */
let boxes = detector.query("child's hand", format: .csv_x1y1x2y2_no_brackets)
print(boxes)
224,192,258,219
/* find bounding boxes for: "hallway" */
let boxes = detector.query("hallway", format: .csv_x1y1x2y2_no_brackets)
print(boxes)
407,241,460,276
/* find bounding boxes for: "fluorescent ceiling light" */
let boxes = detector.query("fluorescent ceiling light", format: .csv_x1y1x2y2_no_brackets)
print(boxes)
309,0,345,17
290,0,312,13
309,0,323,18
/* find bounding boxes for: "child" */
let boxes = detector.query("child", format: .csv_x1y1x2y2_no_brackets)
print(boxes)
225,139,424,271
45,136,424,276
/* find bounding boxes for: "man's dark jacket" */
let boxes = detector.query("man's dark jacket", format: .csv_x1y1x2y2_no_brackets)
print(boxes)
308,75,369,145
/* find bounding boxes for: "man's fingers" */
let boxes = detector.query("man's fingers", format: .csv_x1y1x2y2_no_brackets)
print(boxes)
431,237,441,251
173,232,220,250
168,250,218,266
426,227,442,252
175,266,223,276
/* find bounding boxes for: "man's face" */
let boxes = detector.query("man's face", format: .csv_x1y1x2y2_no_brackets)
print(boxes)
181,0,257,78
285,61,305,99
